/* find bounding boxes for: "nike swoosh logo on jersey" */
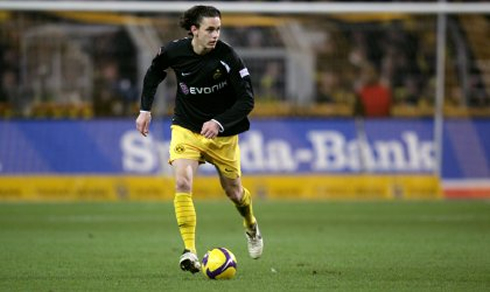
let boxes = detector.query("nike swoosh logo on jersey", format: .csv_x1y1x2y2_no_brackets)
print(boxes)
181,72,192,76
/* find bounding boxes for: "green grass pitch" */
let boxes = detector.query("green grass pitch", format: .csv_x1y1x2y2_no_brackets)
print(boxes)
1,200,489,291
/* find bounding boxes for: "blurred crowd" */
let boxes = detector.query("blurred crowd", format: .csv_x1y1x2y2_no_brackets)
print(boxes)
1,8,490,119
315,19,437,117
0,12,139,118
0,15,21,116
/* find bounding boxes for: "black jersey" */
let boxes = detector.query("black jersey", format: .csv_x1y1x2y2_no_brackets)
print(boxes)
141,38,254,136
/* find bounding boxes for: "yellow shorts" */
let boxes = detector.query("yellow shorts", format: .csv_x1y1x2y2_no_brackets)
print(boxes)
168,125,242,179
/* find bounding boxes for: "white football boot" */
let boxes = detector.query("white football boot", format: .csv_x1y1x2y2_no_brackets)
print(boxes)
245,222,264,259
179,249,201,274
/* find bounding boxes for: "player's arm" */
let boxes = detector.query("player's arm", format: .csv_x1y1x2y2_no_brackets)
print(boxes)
201,119,221,139
136,47,168,137
136,111,152,137
212,50,254,131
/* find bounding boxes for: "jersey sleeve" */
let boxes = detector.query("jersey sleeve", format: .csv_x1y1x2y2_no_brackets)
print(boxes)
213,48,255,131
140,47,169,111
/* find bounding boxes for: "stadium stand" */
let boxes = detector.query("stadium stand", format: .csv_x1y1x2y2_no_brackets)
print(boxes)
1,6,490,118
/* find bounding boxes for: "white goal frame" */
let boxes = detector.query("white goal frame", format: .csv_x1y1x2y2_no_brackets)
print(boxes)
0,1,489,14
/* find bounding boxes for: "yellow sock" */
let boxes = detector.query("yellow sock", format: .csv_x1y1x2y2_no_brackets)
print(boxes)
174,192,196,254
235,188,256,230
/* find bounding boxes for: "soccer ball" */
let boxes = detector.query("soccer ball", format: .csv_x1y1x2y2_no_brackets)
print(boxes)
201,247,237,280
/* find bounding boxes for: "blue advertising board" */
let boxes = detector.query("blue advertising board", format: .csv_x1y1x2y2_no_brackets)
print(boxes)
0,118,489,179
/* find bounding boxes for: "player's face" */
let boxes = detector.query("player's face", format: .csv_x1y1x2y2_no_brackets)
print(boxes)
192,16,221,53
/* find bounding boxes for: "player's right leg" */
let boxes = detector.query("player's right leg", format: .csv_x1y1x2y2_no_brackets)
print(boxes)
171,159,201,273
174,191,200,273
179,249,200,274
169,126,205,273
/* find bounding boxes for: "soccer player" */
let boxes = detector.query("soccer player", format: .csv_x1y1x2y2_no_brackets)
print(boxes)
135,5,263,274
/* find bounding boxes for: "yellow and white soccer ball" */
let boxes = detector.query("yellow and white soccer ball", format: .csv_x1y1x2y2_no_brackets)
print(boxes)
201,247,237,280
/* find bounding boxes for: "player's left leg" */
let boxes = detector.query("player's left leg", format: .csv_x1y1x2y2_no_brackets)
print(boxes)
205,134,263,259
218,175,255,228
218,174,263,259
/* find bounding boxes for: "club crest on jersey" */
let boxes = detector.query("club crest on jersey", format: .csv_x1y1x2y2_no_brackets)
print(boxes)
179,82,189,95
213,69,222,80
174,144,185,154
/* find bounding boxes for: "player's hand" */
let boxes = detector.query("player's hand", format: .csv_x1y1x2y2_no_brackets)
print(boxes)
136,111,152,137
201,120,220,139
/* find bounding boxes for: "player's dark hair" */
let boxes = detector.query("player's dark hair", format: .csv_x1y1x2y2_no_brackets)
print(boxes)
179,5,221,36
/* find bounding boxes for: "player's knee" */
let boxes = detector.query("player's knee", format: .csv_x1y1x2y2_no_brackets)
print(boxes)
224,186,242,203
175,176,192,193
